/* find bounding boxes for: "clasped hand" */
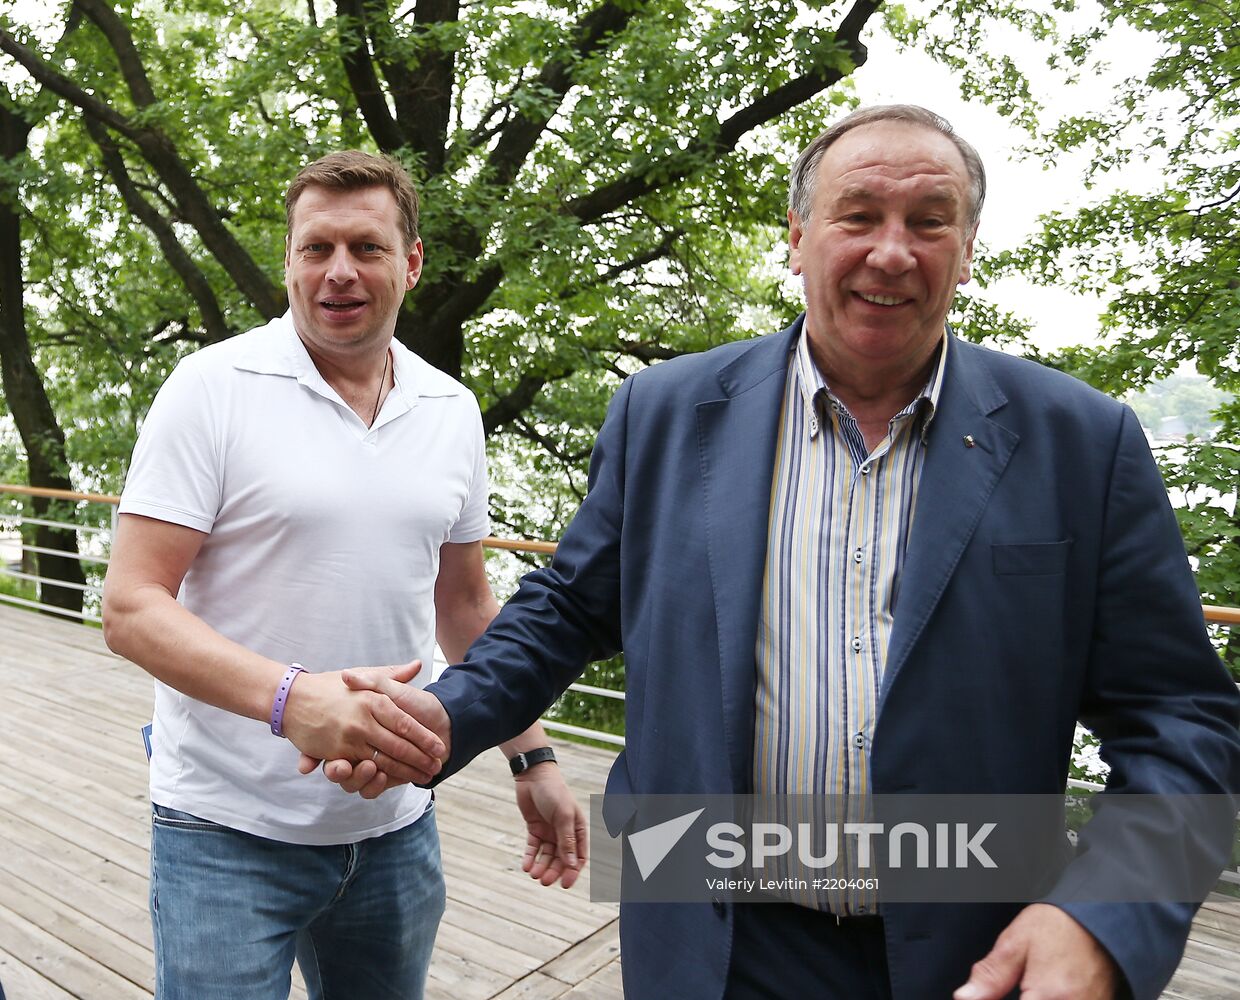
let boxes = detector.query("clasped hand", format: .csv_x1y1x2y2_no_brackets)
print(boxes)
283,661,450,787
298,670,589,890
295,665,452,792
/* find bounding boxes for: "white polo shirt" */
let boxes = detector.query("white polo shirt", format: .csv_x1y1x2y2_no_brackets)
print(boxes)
120,312,489,844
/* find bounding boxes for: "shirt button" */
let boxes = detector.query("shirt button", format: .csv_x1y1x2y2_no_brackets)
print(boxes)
810,418,818,433
856,904,869,913
851,637,862,653
852,549,863,564
860,464,870,475
853,732,865,748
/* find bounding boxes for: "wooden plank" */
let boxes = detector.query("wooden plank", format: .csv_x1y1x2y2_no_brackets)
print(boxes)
490,972,571,1000
0,787,149,878
16,674,154,734
0,945,78,1000
1197,897,1240,929
442,875,586,945
0,828,150,948
0,903,148,999
0,718,151,840
540,920,620,985
424,945,512,1000
438,900,567,961
0,808,148,903
0,870,153,992
557,960,623,1000
1177,938,1240,986
436,829,613,925
5,682,152,753
1161,953,1240,1000
1182,919,1240,961
431,918,543,980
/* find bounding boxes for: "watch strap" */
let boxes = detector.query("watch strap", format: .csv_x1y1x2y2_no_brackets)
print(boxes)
509,746,557,775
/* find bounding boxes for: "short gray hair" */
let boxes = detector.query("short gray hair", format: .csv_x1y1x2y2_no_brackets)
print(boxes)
788,104,986,230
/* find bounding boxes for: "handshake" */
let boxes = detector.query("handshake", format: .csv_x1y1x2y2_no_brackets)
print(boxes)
282,659,588,888
283,660,454,799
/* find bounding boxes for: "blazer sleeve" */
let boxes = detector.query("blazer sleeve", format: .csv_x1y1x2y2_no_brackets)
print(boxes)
1044,407,1240,999
426,377,633,780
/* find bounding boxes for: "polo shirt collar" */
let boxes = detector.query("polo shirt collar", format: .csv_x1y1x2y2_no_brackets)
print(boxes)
231,311,464,415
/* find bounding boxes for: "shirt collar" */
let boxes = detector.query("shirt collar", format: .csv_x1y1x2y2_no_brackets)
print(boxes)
231,311,462,407
793,329,949,442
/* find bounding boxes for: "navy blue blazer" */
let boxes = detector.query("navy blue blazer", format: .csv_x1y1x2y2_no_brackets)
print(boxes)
432,318,1240,999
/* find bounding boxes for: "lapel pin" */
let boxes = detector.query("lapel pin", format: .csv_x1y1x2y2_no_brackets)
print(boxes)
963,435,976,448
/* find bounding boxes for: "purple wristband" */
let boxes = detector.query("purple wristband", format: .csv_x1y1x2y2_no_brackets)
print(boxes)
270,663,305,737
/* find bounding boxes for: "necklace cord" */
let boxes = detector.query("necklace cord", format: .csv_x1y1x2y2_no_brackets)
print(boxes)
370,349,390,427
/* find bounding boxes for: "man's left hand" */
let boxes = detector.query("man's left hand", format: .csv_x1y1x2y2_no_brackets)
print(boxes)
954,903,1118,999
514,762,588,889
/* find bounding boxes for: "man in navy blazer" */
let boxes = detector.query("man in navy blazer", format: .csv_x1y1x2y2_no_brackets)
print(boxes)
331,106,1239,998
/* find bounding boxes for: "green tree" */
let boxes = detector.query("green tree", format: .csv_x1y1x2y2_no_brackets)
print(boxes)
0,16,88,616
994,0,1239,674
0,0,1061,522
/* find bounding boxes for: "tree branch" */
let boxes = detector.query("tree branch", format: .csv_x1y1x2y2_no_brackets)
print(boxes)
614,339,686,363
565,0,880,223
482,368,575,435
391,0,458,175
454,70,522,158
0,22,285,318
511,415,593,464
85,118,232,343
1193,182,1240,215
0,26,137,137
335,0,406,152
424,0,879,335
559,228,682,299
483,0,645,191
72,0,157,108
412,0,645,346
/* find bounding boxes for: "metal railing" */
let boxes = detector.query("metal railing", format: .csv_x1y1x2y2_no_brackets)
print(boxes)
0,484,116,624
3,483,1239,885
0,483,625,746
4,482,1239,754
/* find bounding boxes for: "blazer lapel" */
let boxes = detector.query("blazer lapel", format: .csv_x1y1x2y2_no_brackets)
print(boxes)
696,320,799,792
880,338,1019,707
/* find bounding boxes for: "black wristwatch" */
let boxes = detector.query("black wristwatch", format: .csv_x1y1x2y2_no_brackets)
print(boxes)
508,746,557,775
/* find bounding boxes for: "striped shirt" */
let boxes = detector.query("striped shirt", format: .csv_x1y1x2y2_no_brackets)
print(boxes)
753,330,948,913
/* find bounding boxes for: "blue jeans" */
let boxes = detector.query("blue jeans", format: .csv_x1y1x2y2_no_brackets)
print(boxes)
150,803,445,1000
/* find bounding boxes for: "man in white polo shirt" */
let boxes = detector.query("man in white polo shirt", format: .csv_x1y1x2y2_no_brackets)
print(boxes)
102,151,584,1000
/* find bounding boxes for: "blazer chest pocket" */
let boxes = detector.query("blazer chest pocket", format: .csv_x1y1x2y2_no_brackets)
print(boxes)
992,539,1072,576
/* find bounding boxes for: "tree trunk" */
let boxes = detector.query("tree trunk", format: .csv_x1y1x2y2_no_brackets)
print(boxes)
397,294,464,381
0,104,85,618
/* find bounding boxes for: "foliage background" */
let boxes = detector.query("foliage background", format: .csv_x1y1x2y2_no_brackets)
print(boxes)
0,0,1236,711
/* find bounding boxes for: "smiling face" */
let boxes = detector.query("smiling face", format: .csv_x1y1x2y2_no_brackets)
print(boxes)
789,120,976,390
284,184,423,362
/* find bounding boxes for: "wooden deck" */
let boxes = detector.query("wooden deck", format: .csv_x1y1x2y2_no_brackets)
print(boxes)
0,601,1238,999
0,603,620,999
